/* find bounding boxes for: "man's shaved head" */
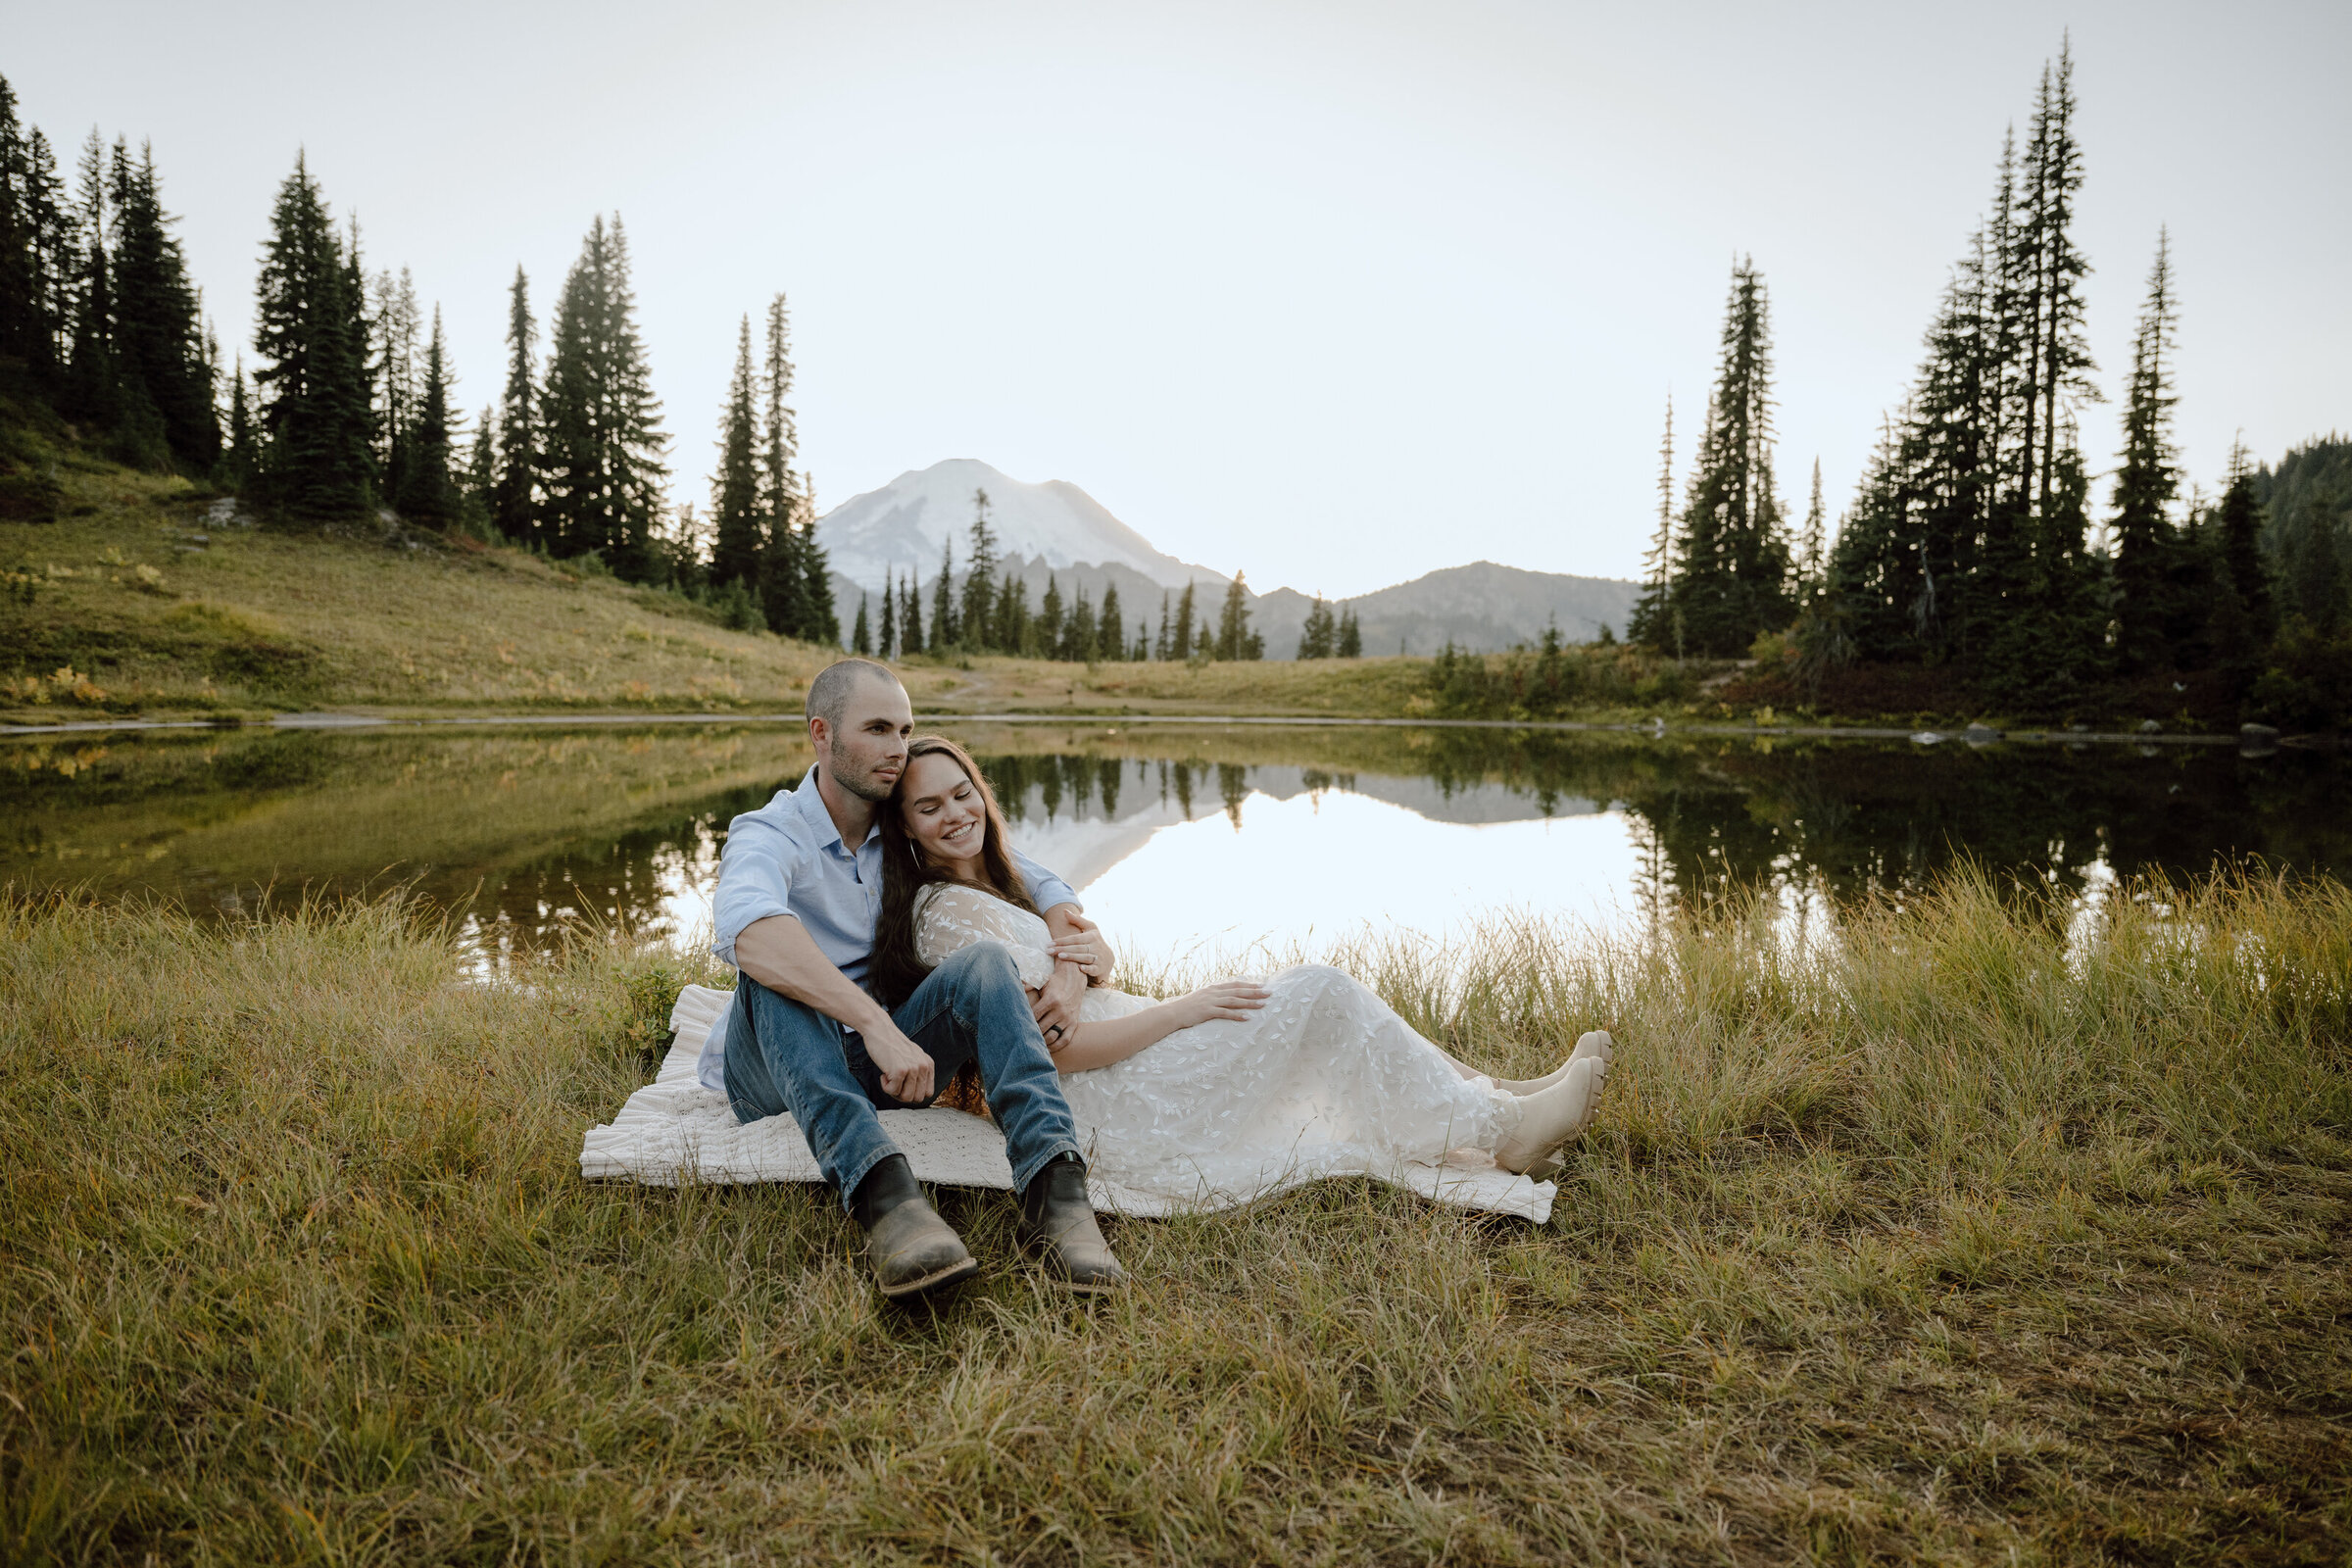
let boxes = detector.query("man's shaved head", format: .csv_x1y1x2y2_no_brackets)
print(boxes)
806,659,901,728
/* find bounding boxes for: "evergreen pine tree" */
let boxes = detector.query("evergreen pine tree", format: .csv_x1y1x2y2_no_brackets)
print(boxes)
1629,395,1674,646
709,316,762,588
1665,259,1792,655
1154,591,1172,660
372,265,420,502
959,488,998,650
996,569,1028,653
0,75,70,381
901,569,923,656
1064,588,1096,662
1171,582,1197,660
930,539,956,652
220,355,257,491
798,469,838,644
102,140,213,469
2213,447,2273,645
64,130,112,426
461,402,496,534
251,153,373,516
396,305,460,524
878,567,897,660
2109,229,2181,671
1214,573,1255,661
852,594,871,656
1098,582,1123,662
1337,605,1362,658
492,266,538,544
1297,595,1335,659
542,215,668,575
2287,492,2343,636
1797,457,1826,602
1038,573,1063,658
755,294,812,633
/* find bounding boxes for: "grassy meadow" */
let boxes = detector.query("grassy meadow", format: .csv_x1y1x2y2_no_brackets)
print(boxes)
3,871,2348,1564
0,460,1710,728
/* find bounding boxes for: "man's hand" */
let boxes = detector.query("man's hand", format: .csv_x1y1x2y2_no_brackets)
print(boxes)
1032,961,1087,1051
861,1019,936,1103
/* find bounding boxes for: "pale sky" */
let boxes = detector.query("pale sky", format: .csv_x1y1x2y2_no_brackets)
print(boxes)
10,0,2347,596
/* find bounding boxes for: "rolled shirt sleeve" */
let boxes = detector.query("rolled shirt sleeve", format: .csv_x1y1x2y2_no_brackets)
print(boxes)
710,812,799,969
1013,850,1080,917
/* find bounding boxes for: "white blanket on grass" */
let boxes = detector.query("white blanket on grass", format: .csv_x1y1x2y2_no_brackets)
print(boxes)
579,985,1555,1221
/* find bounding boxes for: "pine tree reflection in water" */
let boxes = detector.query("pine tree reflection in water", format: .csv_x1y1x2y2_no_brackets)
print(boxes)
2,722,2343,966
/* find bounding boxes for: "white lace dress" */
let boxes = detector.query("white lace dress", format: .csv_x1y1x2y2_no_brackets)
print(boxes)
912,883,1526,1210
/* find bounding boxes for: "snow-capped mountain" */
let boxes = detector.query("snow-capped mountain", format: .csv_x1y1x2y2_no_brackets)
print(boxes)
815,459,1220,594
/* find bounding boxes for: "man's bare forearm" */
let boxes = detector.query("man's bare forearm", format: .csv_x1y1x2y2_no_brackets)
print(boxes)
732,914,894,1036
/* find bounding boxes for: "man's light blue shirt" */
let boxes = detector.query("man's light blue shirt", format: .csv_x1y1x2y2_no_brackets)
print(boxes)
701,763,1080,1090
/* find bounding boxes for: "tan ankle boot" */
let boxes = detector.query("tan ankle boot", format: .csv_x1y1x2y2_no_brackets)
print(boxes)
1494,1054,1607,1175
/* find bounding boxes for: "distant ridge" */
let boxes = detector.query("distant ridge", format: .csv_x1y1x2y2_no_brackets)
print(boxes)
815,460,1639,657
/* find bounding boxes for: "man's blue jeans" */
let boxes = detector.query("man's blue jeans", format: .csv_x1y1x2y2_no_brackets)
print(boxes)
722,942,1081,1211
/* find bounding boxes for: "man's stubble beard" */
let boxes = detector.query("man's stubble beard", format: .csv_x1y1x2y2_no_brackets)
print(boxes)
827,740,897,804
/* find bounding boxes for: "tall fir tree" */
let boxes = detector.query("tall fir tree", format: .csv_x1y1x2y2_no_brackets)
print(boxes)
995,568,1028,654
1214,573,1261,660
1038,574,1063,658
1063,588,1097,662
798,470,838,644
371,265,421,503
1171,581,1197,660
900,569,922,658
541,215,668,575
2212,445,2273,647
1665,259,1792,655
1297,595,1336,659
930,538,956,652
1098,583,1123,662
220,355,257,490
395,304,460,524
1154,591,1172,660
878,567,897,660
852,594,871,656
1337,605,1363,658
492,266,538,543
102,139,214,470
0,74,74,383
959,488,999,650
1796,457,1826,602
251,152,373,515
2108,229,2181,671
709,315,762,588
1628,395,1674,647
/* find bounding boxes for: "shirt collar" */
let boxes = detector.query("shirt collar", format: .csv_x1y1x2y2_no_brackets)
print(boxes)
795,764,882,855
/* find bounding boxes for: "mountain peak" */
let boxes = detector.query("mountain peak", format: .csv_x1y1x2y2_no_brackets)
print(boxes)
815,460,1220,592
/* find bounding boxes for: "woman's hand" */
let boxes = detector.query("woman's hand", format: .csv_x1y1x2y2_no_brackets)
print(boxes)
1049,915,1116,982
1172,980,1271,1029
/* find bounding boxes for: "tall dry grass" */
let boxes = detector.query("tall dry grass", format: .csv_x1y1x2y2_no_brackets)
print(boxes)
2,871,2347,1564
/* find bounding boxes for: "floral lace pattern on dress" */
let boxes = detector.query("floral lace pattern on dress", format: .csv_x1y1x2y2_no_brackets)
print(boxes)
911,884,1514,1207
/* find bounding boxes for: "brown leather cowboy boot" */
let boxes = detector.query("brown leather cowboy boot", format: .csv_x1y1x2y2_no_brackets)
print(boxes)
1018,1154,1128,1294
851,1154,979,1300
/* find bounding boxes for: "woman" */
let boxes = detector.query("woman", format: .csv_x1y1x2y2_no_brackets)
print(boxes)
868,736,1611,1205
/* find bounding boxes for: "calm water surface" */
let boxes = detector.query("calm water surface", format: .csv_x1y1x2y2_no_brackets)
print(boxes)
5,719,2344,963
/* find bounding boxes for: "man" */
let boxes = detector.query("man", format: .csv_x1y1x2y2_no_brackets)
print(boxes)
707,658,1126,1299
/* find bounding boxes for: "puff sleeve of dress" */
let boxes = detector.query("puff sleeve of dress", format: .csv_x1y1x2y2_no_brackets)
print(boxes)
911,882,1059,990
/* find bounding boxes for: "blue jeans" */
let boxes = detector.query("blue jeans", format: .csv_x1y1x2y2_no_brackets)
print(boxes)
722,942,1081,1212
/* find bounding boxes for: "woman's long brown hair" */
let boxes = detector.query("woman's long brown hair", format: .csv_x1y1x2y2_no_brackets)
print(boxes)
868,735,1039,1011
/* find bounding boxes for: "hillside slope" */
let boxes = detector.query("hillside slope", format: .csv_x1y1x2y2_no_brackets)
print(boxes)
0,463,858,720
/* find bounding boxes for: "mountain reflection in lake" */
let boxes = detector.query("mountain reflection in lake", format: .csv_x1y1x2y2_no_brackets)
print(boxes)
3,720,2343,963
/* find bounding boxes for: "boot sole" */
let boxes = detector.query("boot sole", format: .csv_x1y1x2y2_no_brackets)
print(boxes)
877,1254,982,1300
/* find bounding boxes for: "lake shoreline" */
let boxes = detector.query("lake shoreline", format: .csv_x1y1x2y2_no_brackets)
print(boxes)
2,706,2306,750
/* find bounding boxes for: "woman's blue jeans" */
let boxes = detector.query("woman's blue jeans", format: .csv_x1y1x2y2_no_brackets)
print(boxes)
722,942,1081,1211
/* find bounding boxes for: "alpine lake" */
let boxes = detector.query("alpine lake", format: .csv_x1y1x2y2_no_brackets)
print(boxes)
6,715,2346,969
